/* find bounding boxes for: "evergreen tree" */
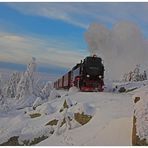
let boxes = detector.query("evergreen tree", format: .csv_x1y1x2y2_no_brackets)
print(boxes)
4,72,21,98
16,57,37,99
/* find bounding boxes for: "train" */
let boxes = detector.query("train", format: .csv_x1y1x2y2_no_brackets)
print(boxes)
53,55,105,92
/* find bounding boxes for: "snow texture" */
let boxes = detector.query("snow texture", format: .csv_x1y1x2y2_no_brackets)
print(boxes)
38,91,133,146
49,89,61,100
133,86,148,142
1,60,148,145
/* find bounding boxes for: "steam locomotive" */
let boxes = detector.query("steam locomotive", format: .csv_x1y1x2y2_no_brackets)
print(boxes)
53,55,104,92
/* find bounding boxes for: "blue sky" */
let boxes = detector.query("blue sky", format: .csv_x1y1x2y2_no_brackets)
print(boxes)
0,2,148,79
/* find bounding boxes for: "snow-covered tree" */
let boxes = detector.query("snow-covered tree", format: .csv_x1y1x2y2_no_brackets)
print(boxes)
33,79,45,97
15,57,37,100
4,72,21,98
0,73,2,96
122,73,128,82
0,93,4,105
39,81,53,100
143,70,147,80
32,82,60,109
122,65,147,82
133,65,140,81
0,73,5,97
128,71,134,81
0,82,9,112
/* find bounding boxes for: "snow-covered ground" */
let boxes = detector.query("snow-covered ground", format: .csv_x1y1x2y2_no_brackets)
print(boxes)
1,76,146,146
0,86,134,146
0,58,148,146
37,91,133,146
132,85,148,144
105,79,148,93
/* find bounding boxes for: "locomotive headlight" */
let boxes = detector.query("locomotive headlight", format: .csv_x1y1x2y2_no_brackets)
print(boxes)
86,74,90,78
99,75,102,78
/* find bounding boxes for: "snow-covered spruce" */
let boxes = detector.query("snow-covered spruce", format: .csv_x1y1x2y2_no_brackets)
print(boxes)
16,57,37,100
32,83,60,109
3,72,21,98
39,81,52,99
122,65,147,82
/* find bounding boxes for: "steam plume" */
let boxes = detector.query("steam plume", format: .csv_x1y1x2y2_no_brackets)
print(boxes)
85,21,148,80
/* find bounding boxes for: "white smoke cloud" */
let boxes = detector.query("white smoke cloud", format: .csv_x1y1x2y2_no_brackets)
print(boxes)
85,21,148,80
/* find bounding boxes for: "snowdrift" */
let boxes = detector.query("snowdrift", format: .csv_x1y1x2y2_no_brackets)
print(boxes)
108,80,148,93
1,59,148,146
132,85,148,145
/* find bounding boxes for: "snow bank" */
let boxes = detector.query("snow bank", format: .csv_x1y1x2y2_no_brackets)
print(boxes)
110,80,148,93
68,86,79,95
16,95,36,109
18,125,53,145
35,102,56,115
32,89,61,110
85,117,132,146
133,85,148,143
0,75,135,146
68,102,95,116
33,97,45,109
0,112,54,145
49,89,61,100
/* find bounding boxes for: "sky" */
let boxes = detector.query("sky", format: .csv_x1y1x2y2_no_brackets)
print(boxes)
1,2,148,80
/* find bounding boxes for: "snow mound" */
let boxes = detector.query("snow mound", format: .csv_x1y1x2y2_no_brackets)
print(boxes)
36,102,56,115
65,97,76,107
40,81,53,99
133,85,148,143
33,97,46,109
111,80,148,93
33,88,60,111
68,87,79,95
69,102,96,116
0,112,54,145
49,89,61,100
16,95,36,109
18,125,52,145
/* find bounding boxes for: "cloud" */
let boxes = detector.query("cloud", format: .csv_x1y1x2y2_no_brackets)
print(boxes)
2,3,148,80
7,2,148,32
85,21,148,80
8,3,89,28
0,31,87,69
0,34,25,42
